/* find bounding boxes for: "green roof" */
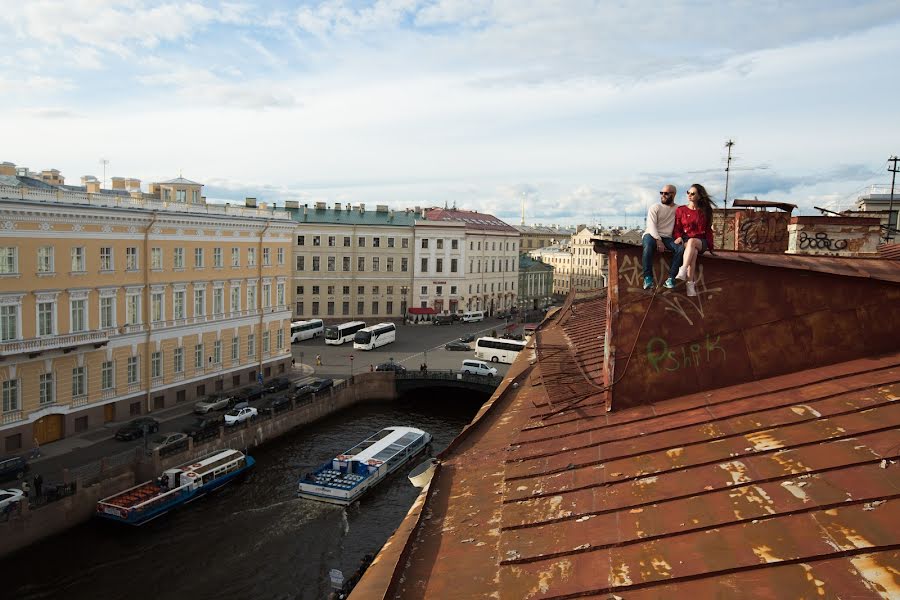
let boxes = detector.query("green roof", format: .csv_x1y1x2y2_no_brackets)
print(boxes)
286,207,416,227
519,255,554,272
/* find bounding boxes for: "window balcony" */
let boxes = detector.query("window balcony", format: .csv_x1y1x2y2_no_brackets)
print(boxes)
71,395,89,407
2,410,23,425
0,330,110,358
127,381,142,393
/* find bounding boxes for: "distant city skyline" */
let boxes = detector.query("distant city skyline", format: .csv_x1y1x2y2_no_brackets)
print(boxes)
2,1,898,227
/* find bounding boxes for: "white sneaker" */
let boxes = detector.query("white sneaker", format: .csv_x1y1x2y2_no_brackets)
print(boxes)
676,266,688,281
686,281,697,297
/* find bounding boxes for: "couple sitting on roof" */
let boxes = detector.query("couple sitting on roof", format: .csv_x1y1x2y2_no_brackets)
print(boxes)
641,183,716,297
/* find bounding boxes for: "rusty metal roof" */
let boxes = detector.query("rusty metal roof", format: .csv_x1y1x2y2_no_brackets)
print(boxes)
353,247,900,600
878,243,900,261
731,198,797,212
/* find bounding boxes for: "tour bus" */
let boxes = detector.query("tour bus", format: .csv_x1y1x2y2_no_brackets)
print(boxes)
291,319,324,343
324,321,367,345
474,336,527,364
353,322,397,350
523,323,538,339
462,311,485,323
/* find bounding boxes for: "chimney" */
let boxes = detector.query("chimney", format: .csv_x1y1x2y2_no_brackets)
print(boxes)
358,203,365,214
315,201,326,210
149,183,160,196
388,209,394,220
346,203,351,211
41,169,64,185
130,190,142,200
303,205,308,216
334,202,342,211
85,180,101,193
245,197,257,208
111,177,126,190
125,178,141,192
376,204,388,213
0,162,16,176
284,200,299,209
80,175,98,186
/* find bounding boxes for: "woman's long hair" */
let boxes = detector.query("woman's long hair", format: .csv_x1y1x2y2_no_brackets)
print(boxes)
690,183,716,224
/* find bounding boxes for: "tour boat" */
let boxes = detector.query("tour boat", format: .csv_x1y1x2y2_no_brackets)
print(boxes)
95,449,255,525
298,426,432,505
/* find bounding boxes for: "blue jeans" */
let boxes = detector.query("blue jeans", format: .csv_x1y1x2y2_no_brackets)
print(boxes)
641,234,676,279
669,237,707,279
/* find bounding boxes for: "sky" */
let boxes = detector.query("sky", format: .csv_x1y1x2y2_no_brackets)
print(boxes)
1,1,899,228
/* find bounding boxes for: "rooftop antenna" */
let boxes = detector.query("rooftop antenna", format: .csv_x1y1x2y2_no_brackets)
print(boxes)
99,158,109,189
521,192,526,226
723,139,734,208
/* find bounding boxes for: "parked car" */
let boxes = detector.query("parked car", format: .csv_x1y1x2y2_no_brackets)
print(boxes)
445,341,470,351
458,333,476,343
495,310,509,319
433,314,454,325
461,359,498,377
233,387,264,403
375,362,407,373
194,394,234,414
501,333,524,341
224,406,258,426
0,488,25,512
262,377,291,394
182,415,223,440
296,378,335,396
0,456,29,482
260,394,293,415
147,432,188,452
114,417,160,441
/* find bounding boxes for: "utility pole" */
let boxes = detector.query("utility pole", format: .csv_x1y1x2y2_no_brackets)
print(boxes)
723,139,734,208
521,192,526,226
99,158,109,189
888,156,899,243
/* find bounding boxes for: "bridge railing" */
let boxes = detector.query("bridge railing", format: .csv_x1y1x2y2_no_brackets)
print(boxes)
393,370,500,385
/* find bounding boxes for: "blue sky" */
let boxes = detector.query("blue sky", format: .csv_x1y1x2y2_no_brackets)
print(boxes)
1,1,899,227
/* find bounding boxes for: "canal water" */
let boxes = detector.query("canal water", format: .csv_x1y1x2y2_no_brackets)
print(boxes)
3,391,484,600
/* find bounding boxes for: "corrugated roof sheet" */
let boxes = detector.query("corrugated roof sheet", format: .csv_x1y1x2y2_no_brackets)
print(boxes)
353,246,900,600
426,208,519,233
285,206,416,227
878,243,900,260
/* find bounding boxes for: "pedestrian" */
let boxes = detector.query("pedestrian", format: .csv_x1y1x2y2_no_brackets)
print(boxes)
641,183,679,289
369,364,374,372
673,183,716,297
33,473,43,498
316,354,322,366
291,357,296,367
21,479,30,498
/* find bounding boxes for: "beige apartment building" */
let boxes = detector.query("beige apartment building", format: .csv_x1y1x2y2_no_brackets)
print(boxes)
0,163,293,452
514,224,576,254
288,202,417,321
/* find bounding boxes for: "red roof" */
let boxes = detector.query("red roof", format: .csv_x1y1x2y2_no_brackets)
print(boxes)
407,307,436,315
878,242,900,260
425,208,518,233
352,244,900,599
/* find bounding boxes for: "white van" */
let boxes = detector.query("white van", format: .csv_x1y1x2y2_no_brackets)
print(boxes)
462,311,485,323
461,359,497,377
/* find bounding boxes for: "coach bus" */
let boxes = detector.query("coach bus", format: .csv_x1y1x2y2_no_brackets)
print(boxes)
324,321,367,345
474,336,527,364
291,319,324,343
353,322,397,351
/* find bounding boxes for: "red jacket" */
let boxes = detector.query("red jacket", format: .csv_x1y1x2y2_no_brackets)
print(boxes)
673,205,714,251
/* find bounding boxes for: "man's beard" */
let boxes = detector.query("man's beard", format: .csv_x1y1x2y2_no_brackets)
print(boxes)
661,196,674,205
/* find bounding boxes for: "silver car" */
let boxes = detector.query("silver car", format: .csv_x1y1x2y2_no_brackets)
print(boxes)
194,394,233,414
147,432,188,452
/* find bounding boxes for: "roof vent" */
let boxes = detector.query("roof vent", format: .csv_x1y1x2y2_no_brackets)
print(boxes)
359,203,365,214
245,197,257,208
334,202,342,211
376,204,388,213
315,202,327,210
284,200,299,209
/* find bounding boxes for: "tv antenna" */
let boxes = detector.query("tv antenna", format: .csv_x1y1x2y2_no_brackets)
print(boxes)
99,158,110,189
687,139,768,207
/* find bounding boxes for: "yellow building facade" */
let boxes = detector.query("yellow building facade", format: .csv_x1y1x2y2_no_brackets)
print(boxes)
0,168,293,452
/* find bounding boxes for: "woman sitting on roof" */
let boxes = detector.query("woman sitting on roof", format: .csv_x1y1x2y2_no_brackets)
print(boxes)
671,183,716,297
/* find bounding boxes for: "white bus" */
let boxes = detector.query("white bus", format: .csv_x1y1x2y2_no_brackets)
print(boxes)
474,336,527,364
324,321,367,345
462,311,485,323
353,322,397,350
291,319,324,343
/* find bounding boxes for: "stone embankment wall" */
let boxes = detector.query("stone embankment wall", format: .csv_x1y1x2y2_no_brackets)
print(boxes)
0,373,396,559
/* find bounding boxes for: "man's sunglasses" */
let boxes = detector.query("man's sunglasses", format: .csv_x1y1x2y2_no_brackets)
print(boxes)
659,191,673,196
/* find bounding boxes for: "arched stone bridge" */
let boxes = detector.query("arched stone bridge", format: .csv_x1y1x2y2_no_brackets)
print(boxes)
392,370,501,395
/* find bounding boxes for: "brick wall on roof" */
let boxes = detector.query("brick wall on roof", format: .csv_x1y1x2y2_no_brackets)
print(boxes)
787,216,882,256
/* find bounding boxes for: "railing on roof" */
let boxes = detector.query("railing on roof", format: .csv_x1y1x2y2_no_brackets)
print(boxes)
862,185,899,197
0,184,290,220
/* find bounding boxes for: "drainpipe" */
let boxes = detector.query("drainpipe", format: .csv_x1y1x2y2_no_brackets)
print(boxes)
258,220,272,378
144,212,159,413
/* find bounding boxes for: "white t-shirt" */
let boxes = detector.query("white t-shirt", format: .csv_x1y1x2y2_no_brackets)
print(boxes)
644,203,677,239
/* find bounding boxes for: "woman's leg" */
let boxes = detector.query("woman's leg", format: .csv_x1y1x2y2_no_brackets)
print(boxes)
683,238,701,282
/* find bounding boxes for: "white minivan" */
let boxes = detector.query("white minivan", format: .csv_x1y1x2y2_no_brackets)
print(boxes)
462,311,485,323
461,359,497,377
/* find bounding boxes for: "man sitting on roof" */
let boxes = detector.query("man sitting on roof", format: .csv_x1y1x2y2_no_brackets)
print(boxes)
642,184,678,289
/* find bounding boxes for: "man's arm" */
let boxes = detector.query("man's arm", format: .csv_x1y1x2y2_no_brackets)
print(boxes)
645,205,660,240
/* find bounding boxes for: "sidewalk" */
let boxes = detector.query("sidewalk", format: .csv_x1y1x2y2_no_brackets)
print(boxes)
28,362,316,465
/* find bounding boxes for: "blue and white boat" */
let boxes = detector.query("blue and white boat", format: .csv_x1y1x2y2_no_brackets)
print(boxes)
96,449,254,525
298,426,432,505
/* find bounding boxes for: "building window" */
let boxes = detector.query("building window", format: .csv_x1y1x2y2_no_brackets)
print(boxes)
102,361,114,390
262,283,271,308
327,285,335,295
126,247,139,271
436,258,443,272
0,247,17,274
194,288,206,316
213,340,221,365
452,239,458,250
151,351,162,378
358,236,365,247
248,334,256,357
372,301,379,314
37,301,54,336
386,301,393,314
71,247,85,272
342,301,349,315
263,247,271,265
402,238,409,249
313,236,321,246
174,247,184,269
231,336,239,361
37,246,54,273
230,285,241,312
262,331,270,352
174,290,186,319
421,258,428,272
72,367,87,398
343,256,351,271
297,235,305,246
451,258,458,273
388,237,395,248
328,236,336,247
277,248,285,265
127,356,139,384
248,283,257,309
437,239,444,250
357,286,364,295
151,247,162,270
194,344,204,369
312,285,320,295
214,247,223,268
174,347,184,373
38,373,53,405
100,296,115,328
231,247,240,267
151,292,164,322
372,286,380,295
357,301,364,314
327,256,335,272
194,247,204,268
276,329,284,349
343,236,351,247
436,286,443,296
451,285,457,294
296,301,304,314
312,256,320,272
401,258,408,272
421,285,428,295
357,256,365,271
372,257,380,271
421,239,429,249
248,247,257,266
2,379,19,412
71,298,87,332
387,286,394,295
126,293,140,325
342,286,350,295
296,256,305,271
386,257,394,272
373,237,381,248
213,288,224,314
176,189,186,202
311,301,319,316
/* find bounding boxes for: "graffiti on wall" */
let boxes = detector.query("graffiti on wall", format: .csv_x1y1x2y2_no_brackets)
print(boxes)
737,213,789,252
647,334,727,373
797,231,849,252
